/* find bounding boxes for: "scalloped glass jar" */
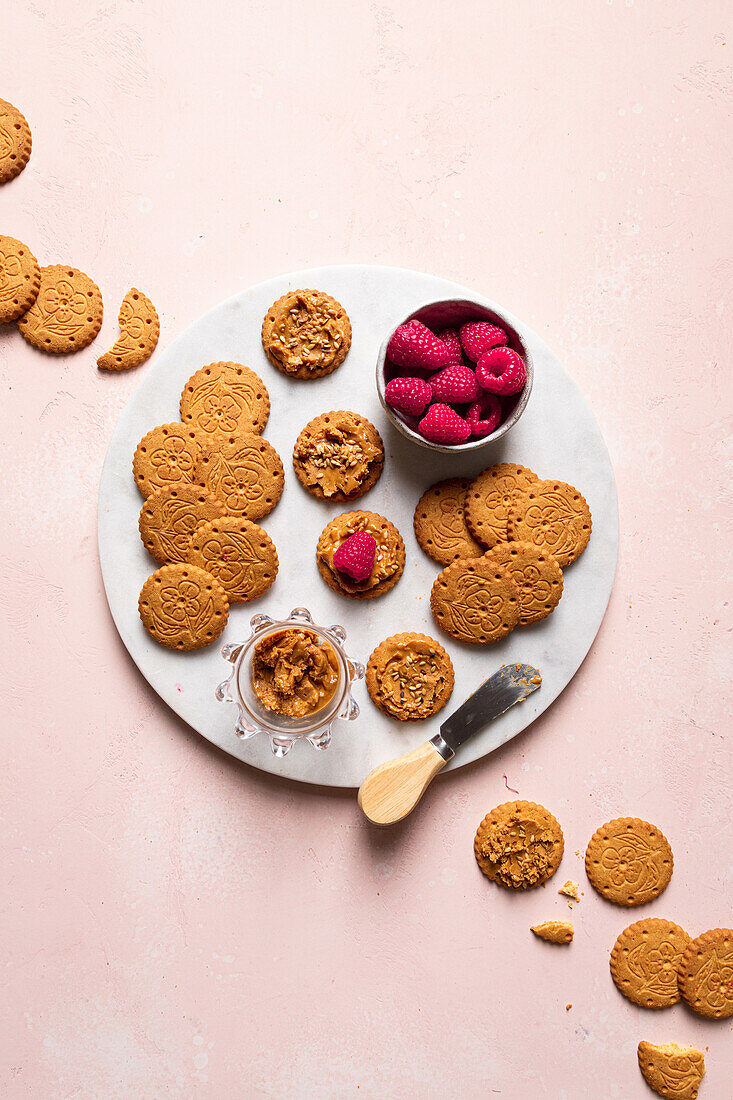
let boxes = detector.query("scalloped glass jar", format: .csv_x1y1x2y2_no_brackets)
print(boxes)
215,607,364,757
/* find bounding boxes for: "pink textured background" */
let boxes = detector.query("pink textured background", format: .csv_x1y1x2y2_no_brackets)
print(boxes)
2,3,731,1097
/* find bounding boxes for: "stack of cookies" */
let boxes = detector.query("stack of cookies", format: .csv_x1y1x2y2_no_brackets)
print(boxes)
134,361,282,650
414,462,592,645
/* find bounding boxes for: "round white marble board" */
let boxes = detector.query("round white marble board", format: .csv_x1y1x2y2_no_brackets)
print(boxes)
97,265,619,789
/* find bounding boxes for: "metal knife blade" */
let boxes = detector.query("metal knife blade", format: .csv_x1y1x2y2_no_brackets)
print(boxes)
432,663,541,759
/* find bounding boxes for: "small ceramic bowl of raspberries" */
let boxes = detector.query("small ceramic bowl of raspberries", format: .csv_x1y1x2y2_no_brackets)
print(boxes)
376,299,533,452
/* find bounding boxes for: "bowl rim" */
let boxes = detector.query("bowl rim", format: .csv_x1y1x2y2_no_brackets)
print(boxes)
375,296,534,454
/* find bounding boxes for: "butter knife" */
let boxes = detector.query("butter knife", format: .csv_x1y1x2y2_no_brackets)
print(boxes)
358,663,541,825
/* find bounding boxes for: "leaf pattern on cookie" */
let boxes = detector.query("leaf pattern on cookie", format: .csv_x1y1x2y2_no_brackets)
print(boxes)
585,818,673,906
0,245,23,306
638,1041,705,1100
138,564,229,651
465,463,538,548
430,558,520,644
17,265,103,353
97,288,159,371
188,518,278,603
508,480,592,566
180,362,270,438
678,930,733,1018
196,435,284,520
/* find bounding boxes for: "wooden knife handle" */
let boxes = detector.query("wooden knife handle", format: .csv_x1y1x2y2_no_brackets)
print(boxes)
357,741,447,826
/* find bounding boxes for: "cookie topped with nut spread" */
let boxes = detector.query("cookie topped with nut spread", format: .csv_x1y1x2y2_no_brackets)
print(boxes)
474,801,564,889
262,288,351,379
293,411,384,502
366,633,454,720
316,510,405,599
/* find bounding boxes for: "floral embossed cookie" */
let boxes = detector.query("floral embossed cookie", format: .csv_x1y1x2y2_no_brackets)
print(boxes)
139,484,225,564
0,99,32,184
187,517,278,603
180,361,270,440
475,801,564,888
366,633,454,720
133,423,204,499
97,288,160,371
414,478,483,565
637,1042,705,1100
18,265,103,353
293,411,384,501
465,463,538,549
195,433,284,520
0,235,40,323
508,479,592,566
585,817,673,906
610,918,691,1008
430,557,520,644
677,928,733,1019
483,541,564,626
138,563,229,651
317,511,405,599
262,289,351,379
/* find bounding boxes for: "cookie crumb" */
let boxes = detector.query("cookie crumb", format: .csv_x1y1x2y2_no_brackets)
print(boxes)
558,880,580,901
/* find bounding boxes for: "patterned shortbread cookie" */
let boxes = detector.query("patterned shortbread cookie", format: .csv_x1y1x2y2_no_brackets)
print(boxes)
0,235,40,322
585,817,673,906
180,361,270,439
508,479,592,566
414,478,484,565
610,918,691,1008
194,433,284,520
677,928,733,1019
0,99,32,183
133,423,204,499
637,1042,705,1100
17,265,103,353
483,540,563,626
139,483,225,564
293,410,384,501
138,563,228,651
187,517,278,603
97,287,159,371
262,289,351,379
366,633,454,720
465,463,538,548
474,801,564,889
430,557,520,644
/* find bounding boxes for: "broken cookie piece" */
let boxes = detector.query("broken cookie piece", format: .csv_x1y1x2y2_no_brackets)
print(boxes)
531,921,574,944
637,1041,705,1100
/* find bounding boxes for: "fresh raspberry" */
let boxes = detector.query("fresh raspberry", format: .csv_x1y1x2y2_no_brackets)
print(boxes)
430,363,480,404
436,328,464,366
387,319,450,372
418,403,471,445
384,375,432,417
460,321,508,362
476,346,527,395
466,394,502,438
332,531,376,582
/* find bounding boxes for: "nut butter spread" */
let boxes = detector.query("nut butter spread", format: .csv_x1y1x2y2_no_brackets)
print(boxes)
252,628,339,717
293,412,383,499
262,290,350,376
